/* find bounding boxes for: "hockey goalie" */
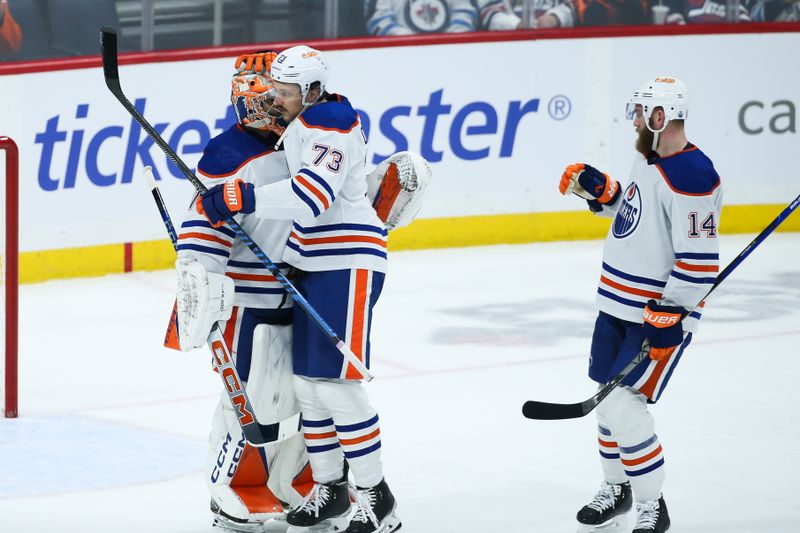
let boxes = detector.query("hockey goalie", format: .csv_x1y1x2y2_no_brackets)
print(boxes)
163,50,431,533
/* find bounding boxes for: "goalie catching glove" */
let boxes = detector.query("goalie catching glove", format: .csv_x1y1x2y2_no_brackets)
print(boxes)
175,259,235,351
559,163,620,212
366,151,432,230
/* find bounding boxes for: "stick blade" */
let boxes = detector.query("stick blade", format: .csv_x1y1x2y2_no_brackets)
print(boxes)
99,27,120,89
522,399,591,420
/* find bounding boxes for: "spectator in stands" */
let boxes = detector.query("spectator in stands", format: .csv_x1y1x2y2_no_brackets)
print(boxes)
366,0,480,35
506,0,576,28
575,0,649,26
750,0,799,20
365,0,574,34
656,0,751,23
0,0,21,58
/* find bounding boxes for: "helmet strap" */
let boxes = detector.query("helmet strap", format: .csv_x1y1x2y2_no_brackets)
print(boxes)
645,117,669,152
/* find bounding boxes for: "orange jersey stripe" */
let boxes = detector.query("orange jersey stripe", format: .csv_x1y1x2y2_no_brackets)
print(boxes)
621,445,663,467
295,175,330,210
600,275,662,299
290,232,387,248
639,357,670,399
598,438,618,448
304,431,337,440
178,231,232,247
339,428,381,446
675,260,719,272
346,269,369,380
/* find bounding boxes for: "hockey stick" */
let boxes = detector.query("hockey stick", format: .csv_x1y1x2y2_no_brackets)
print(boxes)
100,27,374,381
523,192,800,420
145,167,301,446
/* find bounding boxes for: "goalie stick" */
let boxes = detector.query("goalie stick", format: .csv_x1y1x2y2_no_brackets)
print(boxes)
523,191,800,421
144,167,300,446
100,27,373,381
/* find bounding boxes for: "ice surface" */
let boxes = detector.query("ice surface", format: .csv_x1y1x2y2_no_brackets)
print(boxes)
1,234,799,532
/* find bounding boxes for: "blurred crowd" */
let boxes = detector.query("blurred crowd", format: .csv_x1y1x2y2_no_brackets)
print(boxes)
1,0,798,62
365,0,800,34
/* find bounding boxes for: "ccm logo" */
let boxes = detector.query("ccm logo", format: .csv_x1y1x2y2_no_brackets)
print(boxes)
211,340,255,425
644,311,679,326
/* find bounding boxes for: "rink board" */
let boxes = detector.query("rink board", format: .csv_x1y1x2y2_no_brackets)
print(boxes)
0,27,798,282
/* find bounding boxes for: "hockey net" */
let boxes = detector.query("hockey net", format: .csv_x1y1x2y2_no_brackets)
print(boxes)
0,137,18,418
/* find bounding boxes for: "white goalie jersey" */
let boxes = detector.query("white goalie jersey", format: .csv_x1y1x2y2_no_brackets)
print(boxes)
593,145,722,333
177,125,293,310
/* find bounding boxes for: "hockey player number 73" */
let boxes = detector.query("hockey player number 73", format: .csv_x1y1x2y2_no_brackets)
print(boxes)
311,143,343,172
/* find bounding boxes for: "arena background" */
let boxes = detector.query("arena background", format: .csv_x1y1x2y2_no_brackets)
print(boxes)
1,23,798,283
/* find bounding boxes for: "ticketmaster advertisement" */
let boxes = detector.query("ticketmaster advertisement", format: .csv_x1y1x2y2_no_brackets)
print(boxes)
1,31,798,254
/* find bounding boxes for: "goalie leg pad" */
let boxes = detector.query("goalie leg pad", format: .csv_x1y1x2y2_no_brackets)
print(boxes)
206,319,308,520
176,259,235,351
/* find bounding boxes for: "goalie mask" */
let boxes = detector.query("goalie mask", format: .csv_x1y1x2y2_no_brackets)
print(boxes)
231,53,286,136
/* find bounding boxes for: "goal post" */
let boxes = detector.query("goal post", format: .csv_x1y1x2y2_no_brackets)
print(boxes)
1,136,18,418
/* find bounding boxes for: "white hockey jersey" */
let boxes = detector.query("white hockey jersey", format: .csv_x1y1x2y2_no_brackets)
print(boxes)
177,124,294,310
594,145,722,333
253,94,388,274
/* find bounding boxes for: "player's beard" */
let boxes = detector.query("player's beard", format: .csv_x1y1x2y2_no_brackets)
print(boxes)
635,123,656,156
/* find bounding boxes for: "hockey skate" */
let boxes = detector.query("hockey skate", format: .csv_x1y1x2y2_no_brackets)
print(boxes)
632,495,670,533
285,473,351,533
211,499,279,532
345,478,401,533
576,481,632,533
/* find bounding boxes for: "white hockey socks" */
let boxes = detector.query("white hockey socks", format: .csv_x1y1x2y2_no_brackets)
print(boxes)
294,376,385,489
595,386,666,502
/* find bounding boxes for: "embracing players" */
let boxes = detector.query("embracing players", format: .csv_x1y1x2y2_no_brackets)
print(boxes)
195,45,426,533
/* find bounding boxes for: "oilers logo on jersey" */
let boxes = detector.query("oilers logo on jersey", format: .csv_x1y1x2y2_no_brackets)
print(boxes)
612,182,642,238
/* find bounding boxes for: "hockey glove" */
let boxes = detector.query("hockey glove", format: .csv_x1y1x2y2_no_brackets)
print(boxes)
642,299,686,361
234,51,277,75
559,163,620,212
196,178,255,227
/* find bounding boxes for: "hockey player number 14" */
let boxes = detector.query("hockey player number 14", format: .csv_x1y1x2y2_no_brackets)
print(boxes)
688,211,717,238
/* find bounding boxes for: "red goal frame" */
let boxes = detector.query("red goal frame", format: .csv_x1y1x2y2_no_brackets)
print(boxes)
1,136,18,418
